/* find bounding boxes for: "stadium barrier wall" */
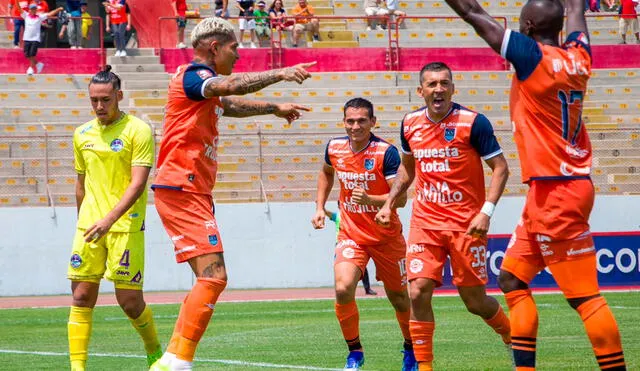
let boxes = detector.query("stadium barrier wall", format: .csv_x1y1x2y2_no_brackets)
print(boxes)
0,195,639,296
0,49,103,74
159,45,640,73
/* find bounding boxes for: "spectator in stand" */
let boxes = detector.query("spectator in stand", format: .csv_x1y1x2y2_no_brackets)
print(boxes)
66,0,82,48
104,0,132,56
237,0,258,48
269,0,294,45
172,0,188,48
254,1,271,47
619,0,640,43
57,9,70,44
291,0,320,47
385,0,406,29
7,0,29,49
80,2,93,48
364,0,389,30
215,0,229,18
32,0,51,46
16,0,63,75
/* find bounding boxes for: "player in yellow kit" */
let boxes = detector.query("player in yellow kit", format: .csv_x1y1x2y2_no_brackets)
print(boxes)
67,65,162,371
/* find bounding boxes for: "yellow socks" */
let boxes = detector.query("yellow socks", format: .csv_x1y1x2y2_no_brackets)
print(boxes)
68,306,93,371
129,305,162,355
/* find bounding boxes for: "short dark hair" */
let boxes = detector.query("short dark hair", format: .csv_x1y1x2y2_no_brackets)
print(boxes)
343,97,374,119
419,62,452,83
89,64,121,90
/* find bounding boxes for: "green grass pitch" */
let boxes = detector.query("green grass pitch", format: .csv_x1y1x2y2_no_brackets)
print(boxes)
0,292,638,370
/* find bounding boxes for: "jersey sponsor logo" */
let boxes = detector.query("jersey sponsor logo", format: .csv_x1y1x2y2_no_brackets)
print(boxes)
409,258,423,274
407,244,424,254
565,145,590,159
342,247,356,259
444,128,456,142
364,158,375,171
208,234,219,246
413,147,459,160
205,220,217,229
171,235,185,242
110,138,124,152
197,69,213,80
70,253,82,268
204,139,218,161
131,270,142,283
336,171,376,190
420,159,451,173
551,54,589,76
82,143,94,149
329,148,351,155
343,199,380,214
116,270,130,276
560,162,591,176
80,125,93,134
416,181,463,204
567,246,596,257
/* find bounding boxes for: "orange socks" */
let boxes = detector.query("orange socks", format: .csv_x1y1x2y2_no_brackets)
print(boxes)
395,310,411,343
166,294,189,354
410,320,434,363
576,296,625,370
483,305,511,345
335,301,361,350
175,278,227,362
504,289,537,371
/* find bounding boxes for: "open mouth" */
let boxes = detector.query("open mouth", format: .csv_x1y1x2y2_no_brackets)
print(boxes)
432,97,445,109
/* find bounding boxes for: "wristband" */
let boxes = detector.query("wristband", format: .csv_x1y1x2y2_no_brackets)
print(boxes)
480,201,495,218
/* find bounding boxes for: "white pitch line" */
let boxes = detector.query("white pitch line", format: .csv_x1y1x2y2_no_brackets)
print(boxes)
0,349,342,370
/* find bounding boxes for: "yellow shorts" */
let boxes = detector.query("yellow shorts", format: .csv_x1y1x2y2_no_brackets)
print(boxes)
67,229,145,290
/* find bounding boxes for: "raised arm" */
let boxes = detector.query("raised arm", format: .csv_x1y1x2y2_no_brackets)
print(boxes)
444,0,505,54
203,61,316,97
565,0,589,38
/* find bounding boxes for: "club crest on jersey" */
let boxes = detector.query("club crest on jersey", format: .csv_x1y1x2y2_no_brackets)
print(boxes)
364,158,375,171
444,128,456,142
110,138,124,152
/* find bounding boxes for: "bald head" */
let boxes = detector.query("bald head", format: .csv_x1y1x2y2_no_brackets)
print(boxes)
191,17,236,48
520,0,564,39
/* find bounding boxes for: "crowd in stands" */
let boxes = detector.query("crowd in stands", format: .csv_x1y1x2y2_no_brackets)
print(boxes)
3,0,640,74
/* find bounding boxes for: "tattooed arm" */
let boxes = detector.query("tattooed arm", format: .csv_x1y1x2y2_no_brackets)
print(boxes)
221,97,277,117
221,97,311,123
203,61,316,98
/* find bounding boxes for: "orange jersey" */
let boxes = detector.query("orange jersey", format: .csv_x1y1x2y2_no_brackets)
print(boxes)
153,63,224,194
502,30,593,182
325,134,403,245
401,103,502,231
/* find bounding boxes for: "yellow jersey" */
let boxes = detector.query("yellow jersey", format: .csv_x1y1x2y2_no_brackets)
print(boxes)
73,113,154,232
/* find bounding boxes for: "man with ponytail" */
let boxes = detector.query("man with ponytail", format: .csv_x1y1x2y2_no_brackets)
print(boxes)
150,16,315,371
68,65,162,371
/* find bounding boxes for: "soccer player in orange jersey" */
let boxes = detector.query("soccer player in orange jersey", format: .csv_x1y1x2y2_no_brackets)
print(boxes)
375,62,511,371
312,98,415,371
149,17,315,371
442,0,627,370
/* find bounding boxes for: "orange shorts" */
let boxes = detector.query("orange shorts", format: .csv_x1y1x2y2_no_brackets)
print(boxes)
501,178,599,298
154,187,223,263
407,228,488,287
334,233,407,292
